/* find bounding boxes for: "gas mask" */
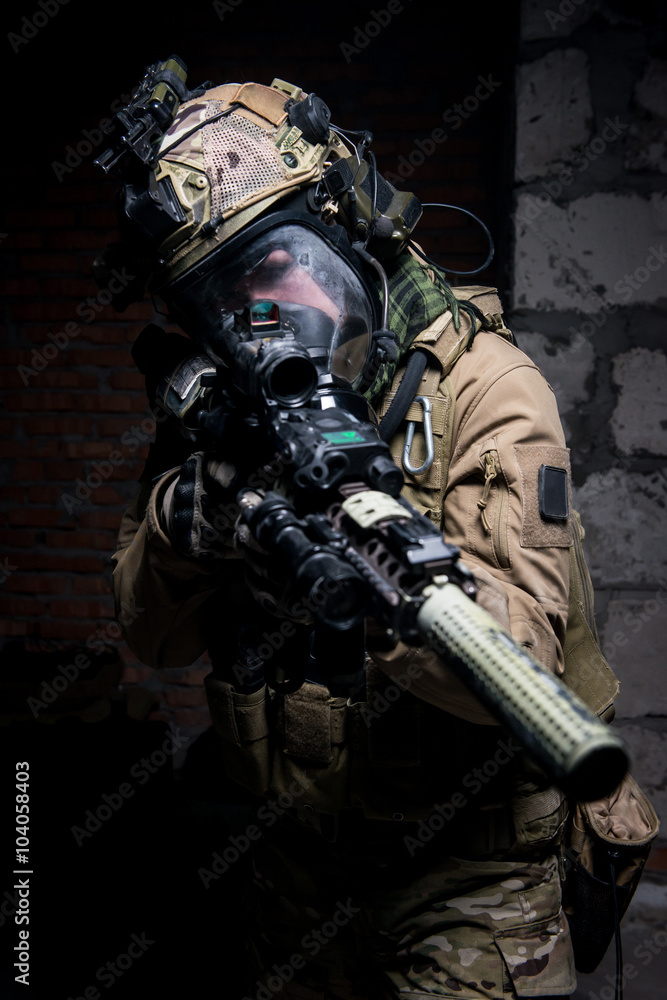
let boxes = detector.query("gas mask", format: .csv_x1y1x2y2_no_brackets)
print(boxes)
161,218,381,393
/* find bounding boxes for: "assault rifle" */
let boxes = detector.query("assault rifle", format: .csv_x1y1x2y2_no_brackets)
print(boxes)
144,300,629,803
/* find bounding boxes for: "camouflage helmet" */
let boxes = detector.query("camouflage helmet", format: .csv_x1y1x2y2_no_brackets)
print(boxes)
142,78,352,294
94,60,429,396
95,62,422,311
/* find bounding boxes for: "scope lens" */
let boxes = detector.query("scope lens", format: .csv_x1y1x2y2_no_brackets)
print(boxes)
266,354,318,406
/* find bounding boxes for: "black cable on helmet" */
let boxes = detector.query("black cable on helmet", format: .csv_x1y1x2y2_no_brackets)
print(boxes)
158,104,240,160
409,202,495,276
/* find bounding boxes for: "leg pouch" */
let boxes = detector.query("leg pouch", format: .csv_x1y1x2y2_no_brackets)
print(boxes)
560,772,659,974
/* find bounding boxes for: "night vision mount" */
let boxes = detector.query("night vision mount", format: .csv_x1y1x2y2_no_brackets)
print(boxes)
94,55,211,176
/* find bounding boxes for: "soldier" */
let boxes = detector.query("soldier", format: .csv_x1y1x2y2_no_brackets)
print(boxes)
99,67,608,999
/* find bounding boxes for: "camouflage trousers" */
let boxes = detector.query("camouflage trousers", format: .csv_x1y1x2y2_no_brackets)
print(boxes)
239,810,576,1000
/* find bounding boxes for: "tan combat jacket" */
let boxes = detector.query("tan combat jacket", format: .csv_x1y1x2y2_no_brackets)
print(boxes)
112,327,571,728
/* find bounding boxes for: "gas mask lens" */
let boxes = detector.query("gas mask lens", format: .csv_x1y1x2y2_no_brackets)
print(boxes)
166,225,375,390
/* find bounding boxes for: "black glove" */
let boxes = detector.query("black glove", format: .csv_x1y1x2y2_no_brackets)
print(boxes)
158,451,242,560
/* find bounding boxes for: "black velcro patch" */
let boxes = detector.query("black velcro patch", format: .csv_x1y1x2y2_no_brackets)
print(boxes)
538,465,569,522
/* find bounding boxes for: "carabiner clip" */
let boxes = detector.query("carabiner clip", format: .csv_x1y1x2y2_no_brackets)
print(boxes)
402,395,434,476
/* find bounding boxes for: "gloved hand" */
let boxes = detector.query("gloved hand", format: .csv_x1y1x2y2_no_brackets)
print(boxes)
157,451,243,560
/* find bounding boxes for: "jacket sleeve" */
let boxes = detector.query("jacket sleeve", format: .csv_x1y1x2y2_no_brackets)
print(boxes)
111,470,232,669
369,336,572,724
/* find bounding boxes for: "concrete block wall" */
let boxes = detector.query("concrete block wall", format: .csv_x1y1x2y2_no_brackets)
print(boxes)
511,2,667,989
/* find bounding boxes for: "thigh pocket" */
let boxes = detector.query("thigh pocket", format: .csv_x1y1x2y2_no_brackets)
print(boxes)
493,860,576,997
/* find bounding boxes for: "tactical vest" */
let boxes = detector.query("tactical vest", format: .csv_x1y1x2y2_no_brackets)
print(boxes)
205,285,620,824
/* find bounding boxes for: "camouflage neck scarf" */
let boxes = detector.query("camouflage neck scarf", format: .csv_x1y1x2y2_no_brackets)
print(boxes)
365,250,462,402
